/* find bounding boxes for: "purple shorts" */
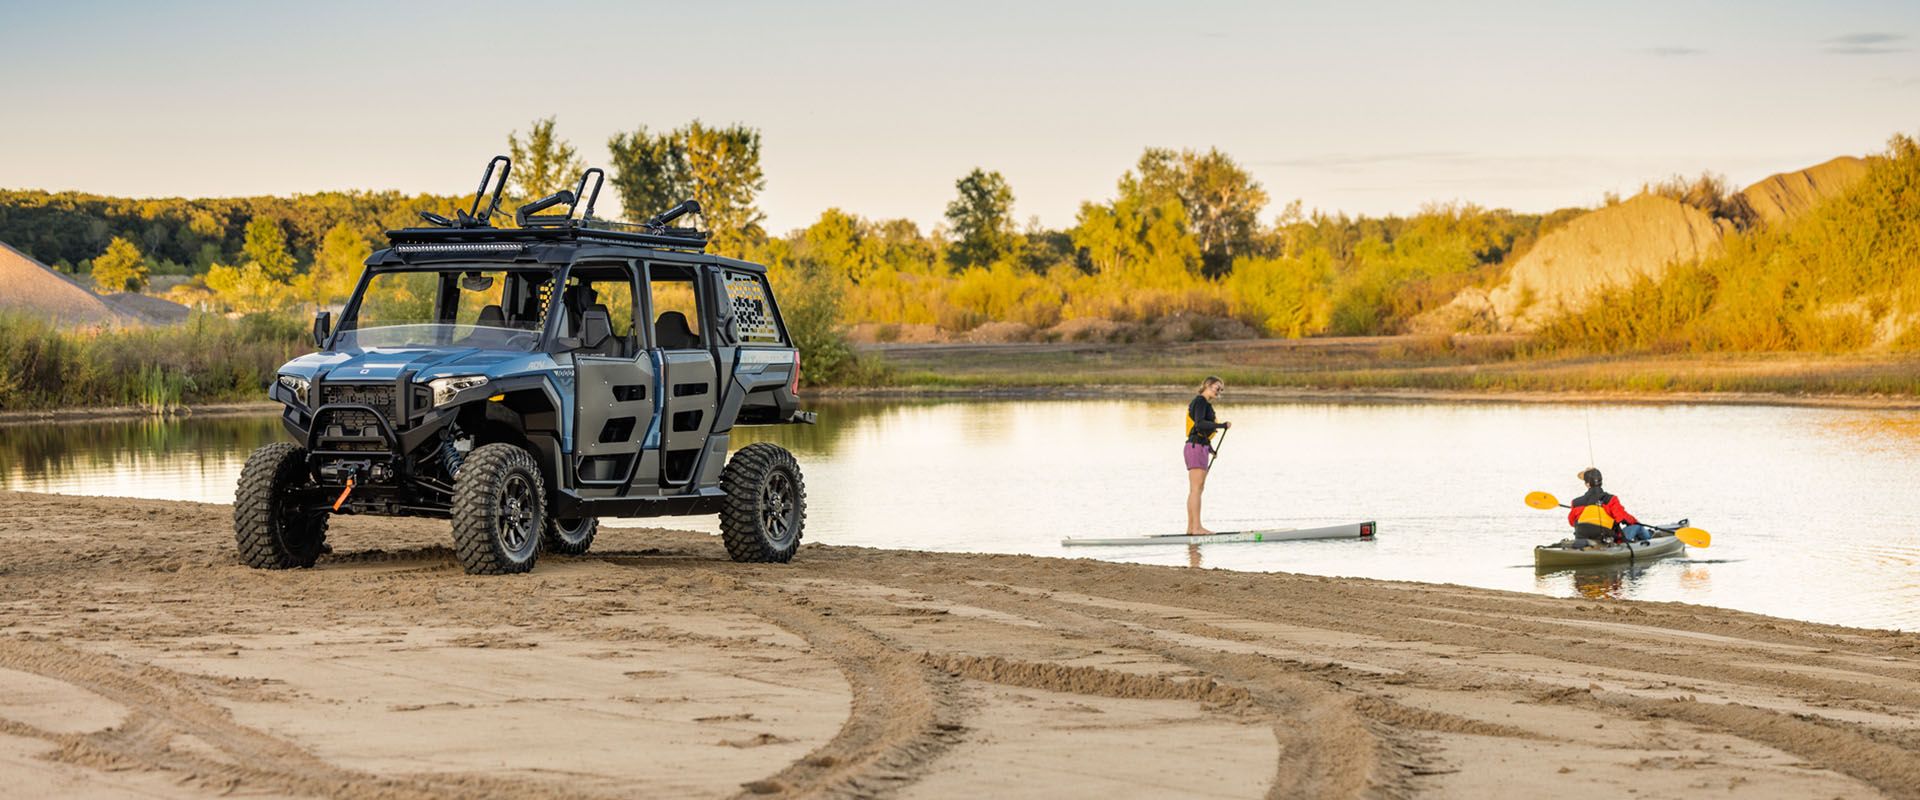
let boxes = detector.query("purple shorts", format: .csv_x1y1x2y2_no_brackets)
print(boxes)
1183,442,1212,470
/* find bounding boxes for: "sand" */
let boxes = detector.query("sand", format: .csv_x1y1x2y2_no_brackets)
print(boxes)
1,490,1916,799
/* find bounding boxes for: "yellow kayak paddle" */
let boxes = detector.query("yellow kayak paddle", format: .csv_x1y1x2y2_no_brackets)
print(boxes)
1524,491,1711,548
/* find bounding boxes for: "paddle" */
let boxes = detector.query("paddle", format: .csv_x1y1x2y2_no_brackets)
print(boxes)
1524,491,1711,548
1208,428,1229,469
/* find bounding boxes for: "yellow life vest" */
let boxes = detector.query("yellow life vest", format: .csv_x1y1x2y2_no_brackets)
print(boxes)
1186,411,1215,443
1576,504,1617,529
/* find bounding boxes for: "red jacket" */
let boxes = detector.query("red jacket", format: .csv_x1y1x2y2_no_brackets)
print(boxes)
1568,490,1639,529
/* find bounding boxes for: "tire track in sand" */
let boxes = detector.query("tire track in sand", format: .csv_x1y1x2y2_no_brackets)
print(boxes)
911,580,1405,799
0,636,604,799
646,571,968,799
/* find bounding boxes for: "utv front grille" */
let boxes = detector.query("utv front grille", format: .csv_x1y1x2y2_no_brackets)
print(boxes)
317,407,383,433
321,383,399,423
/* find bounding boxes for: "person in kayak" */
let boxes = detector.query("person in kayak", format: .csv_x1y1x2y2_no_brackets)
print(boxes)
1567,468,1653,548
1185,377,1231,535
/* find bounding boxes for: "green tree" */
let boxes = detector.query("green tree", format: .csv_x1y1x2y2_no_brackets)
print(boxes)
801,209,882,285
683,122,766,252
242,217,296,278
606,121,766,253
91,236,148,293
296,223,369,307
605,125,685,222
1122,148,1268,278
205,261,288,313
1071,194,1199,282
506,116,586,203
945,169,1019,269
769,254,858,385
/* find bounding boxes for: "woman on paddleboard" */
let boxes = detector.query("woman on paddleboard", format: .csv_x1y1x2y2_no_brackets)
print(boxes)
1185,377,1231,535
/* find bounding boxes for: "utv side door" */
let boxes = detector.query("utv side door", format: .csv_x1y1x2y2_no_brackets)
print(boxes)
647,261,718,487
567,261,657,493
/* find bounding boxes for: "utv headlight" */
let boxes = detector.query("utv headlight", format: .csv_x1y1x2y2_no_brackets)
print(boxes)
426,375,489,406
276,374,310,399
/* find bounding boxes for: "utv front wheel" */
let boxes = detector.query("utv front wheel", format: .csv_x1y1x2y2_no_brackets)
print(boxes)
543,515,598,556
233,442,329,569
719,443,806,563
451,443,546,575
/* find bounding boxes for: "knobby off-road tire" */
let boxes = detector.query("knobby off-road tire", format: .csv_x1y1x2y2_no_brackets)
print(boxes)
451,443,547,575
543,515,598,556
233,442,329,569
718,443,806,563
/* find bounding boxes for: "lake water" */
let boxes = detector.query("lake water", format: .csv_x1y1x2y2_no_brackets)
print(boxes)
5,399,1918,631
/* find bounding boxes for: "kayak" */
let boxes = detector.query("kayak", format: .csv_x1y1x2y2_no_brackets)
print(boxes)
1062,521,1376,547
1534,533,1685,568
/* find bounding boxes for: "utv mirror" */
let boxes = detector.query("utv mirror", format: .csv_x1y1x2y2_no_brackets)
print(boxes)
312,310,332,349
460,273,495,292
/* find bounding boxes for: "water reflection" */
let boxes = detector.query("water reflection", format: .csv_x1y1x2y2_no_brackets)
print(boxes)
1,415,284,502
3,399,1917,631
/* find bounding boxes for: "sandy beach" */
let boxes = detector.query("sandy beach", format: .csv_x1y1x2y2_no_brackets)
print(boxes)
1,490,1916,799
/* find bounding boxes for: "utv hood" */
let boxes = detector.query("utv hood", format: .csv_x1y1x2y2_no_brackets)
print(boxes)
284,348,549,383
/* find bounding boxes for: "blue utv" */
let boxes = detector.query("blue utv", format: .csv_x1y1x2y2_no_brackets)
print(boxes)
236,157,814,574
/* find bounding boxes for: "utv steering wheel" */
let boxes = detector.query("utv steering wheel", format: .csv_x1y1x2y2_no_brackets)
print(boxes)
502,331,539,349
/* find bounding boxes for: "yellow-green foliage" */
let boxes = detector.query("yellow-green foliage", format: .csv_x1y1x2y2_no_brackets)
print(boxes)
0,312,306,411
757,237,884,386
0,189,457,275
1323,204,1537,335
90,236,148,293
1225,251,1335,338
765,195,1541,340
1538,134,1920,353
295,223,371,307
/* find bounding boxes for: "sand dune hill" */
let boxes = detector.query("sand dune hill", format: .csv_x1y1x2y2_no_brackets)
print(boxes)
1421,195,1728,333
0,241,186,327
1487,194,1729,331
1419,156,1875,334
0,241,127,325
1740,155,1873,226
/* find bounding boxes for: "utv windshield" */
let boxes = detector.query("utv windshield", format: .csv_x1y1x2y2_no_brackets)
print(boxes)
337,268,557,352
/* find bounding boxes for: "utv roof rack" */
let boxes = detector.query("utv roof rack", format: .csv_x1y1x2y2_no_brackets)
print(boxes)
405,156,709,251
386,222,711,252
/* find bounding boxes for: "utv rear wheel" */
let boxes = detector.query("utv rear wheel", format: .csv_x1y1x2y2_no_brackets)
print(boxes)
233,442,328,569
543,515,598,556
451,443,546,575
719,443,806,563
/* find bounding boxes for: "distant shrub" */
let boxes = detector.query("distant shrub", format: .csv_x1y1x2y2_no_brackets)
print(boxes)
1642,171,1757,229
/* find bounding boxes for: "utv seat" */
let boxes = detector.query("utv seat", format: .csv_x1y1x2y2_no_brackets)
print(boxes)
577,306,621,357
655,311,700,350
560,285,597,332
461,305,506,344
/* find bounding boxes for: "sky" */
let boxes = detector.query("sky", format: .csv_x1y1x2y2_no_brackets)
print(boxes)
1,0,1916,234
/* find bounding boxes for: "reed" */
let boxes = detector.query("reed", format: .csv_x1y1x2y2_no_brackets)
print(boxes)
0,311,306,411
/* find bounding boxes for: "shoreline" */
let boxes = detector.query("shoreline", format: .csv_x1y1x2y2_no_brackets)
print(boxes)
7,383,1920,427
818,383,1920,410
0,400,282,426
2,489,1916,798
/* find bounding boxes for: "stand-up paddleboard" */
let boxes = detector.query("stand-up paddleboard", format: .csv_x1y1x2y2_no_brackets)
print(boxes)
1062,521,1376,547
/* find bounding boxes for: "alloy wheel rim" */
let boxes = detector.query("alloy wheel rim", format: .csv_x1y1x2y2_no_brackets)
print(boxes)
763,471,796,545
500,473,536,554
274,479,316,553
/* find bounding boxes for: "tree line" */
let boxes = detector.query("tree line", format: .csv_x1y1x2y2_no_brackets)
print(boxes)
42,115,1904,370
